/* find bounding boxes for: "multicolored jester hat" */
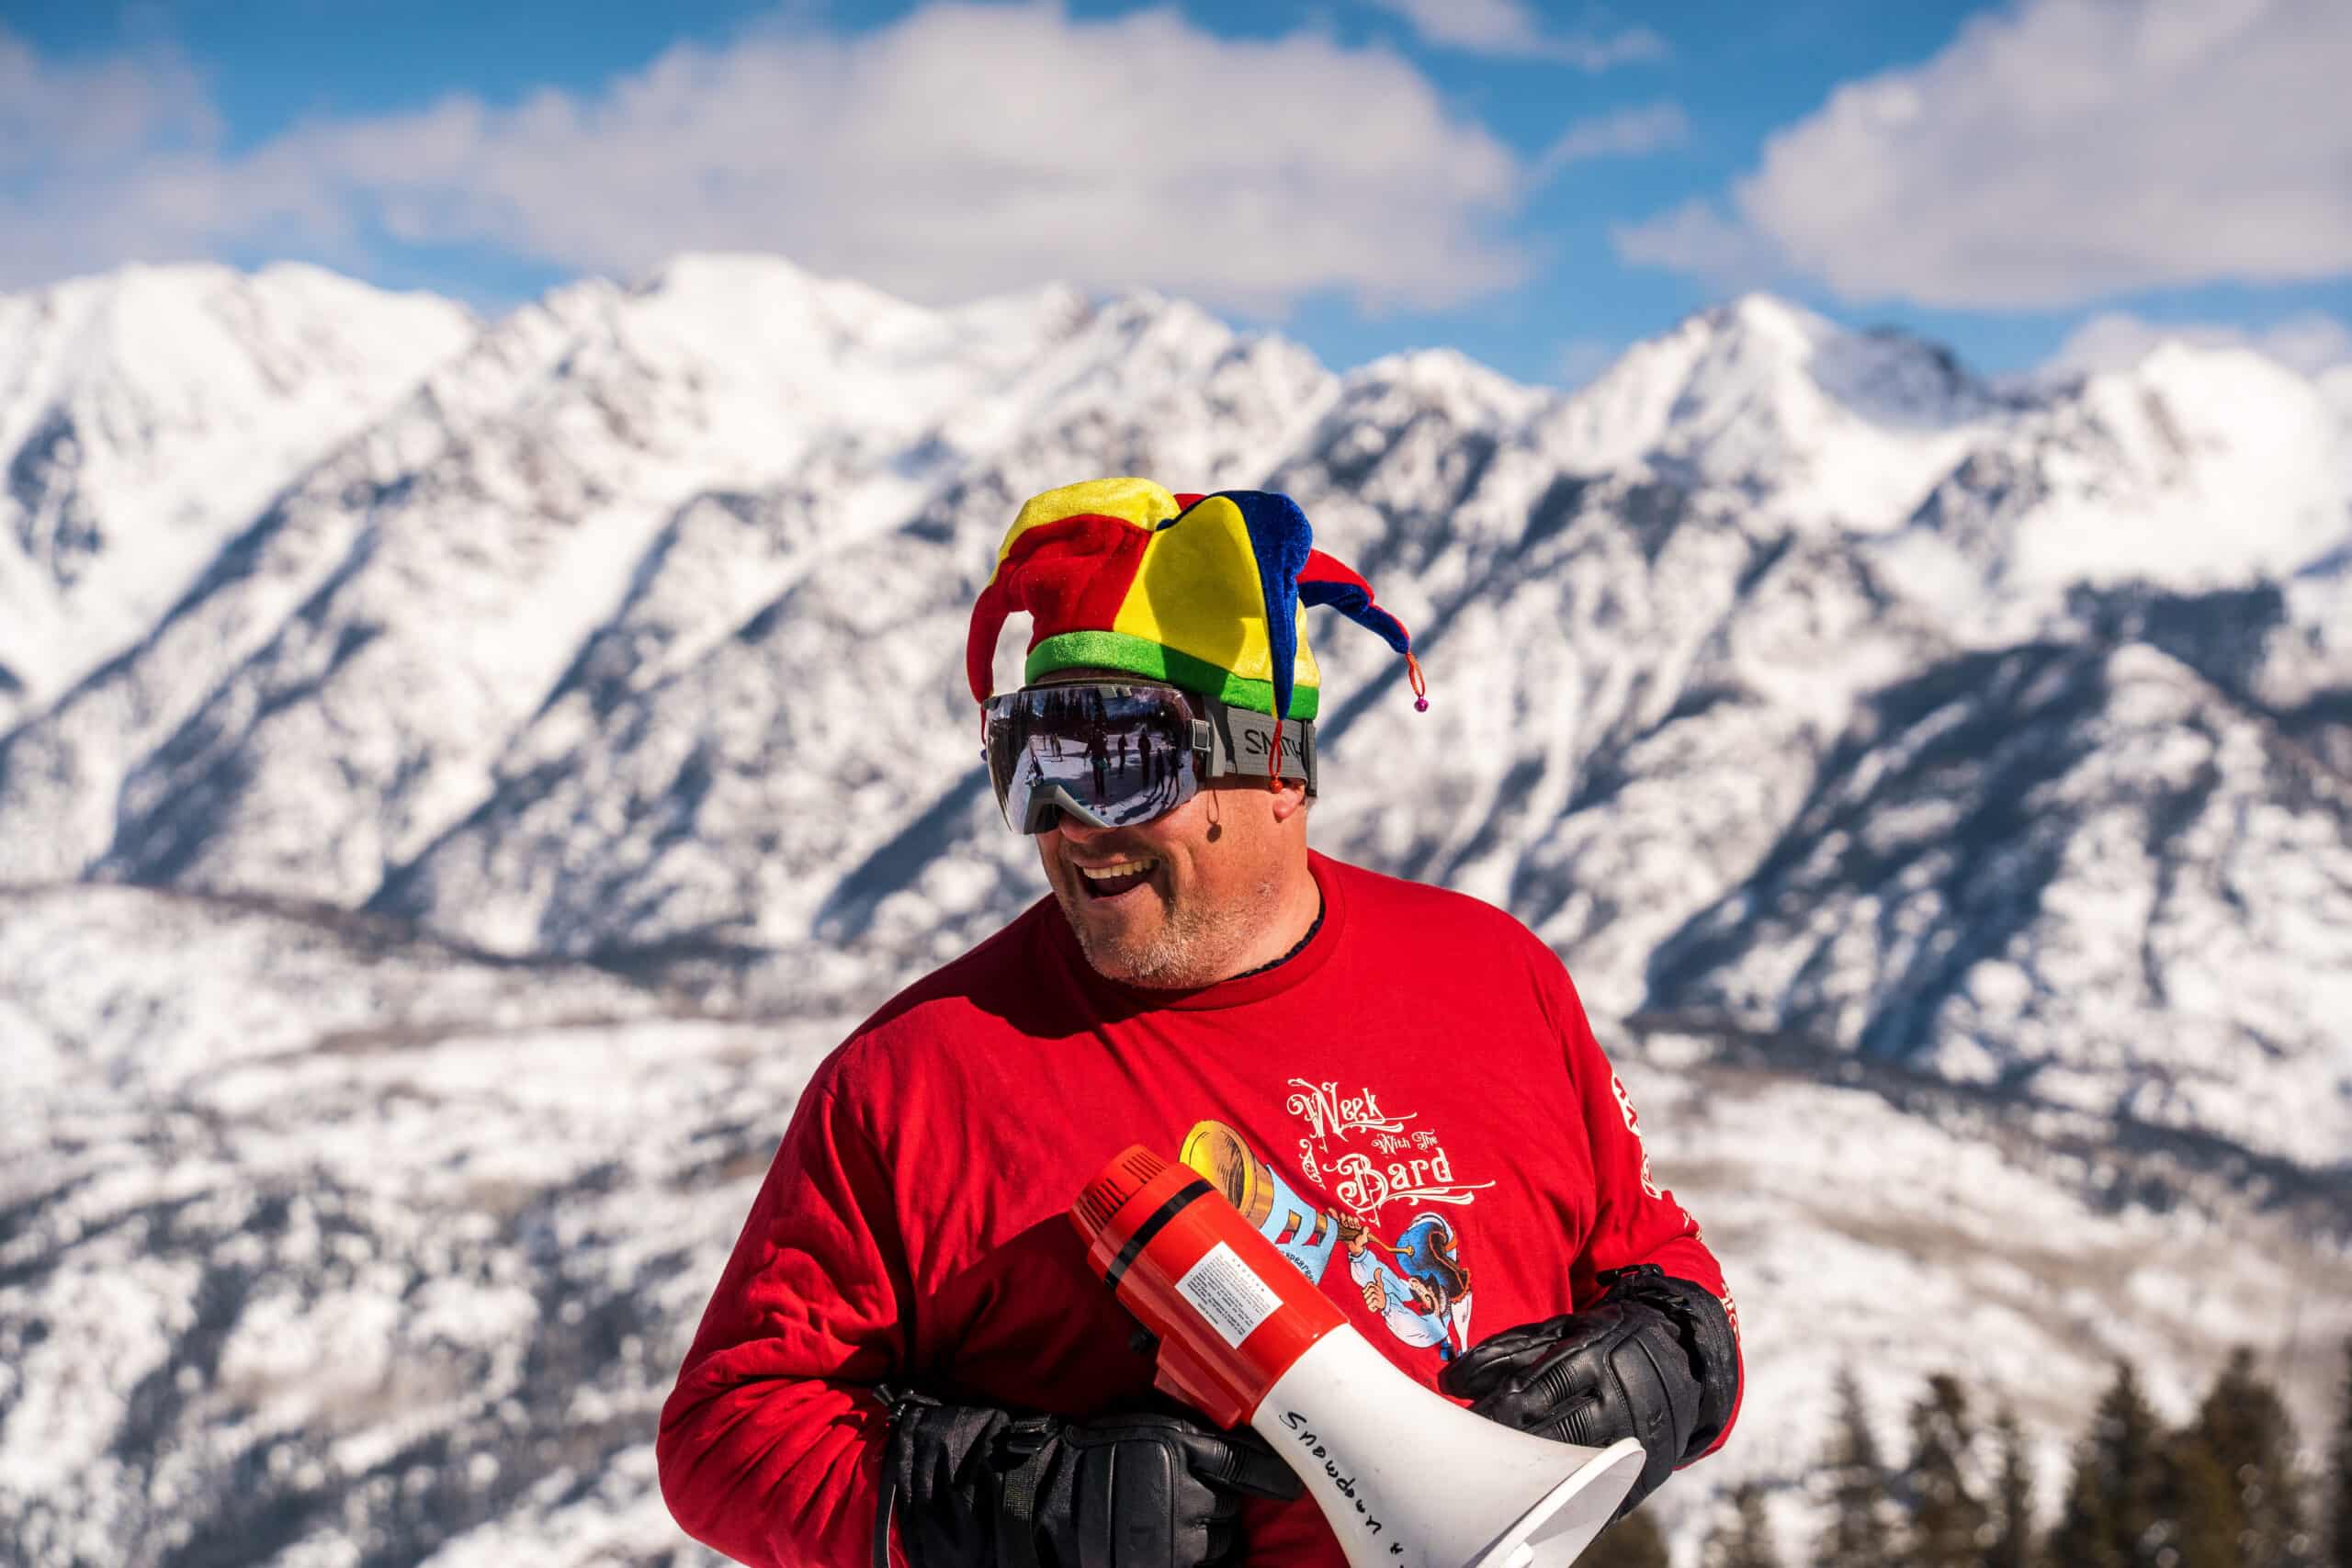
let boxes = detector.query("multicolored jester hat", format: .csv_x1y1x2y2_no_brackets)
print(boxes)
965,479,1429,771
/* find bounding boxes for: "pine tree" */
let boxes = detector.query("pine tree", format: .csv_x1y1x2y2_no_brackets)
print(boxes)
1903,1371,1990,1568
1984,1403,2039,1568
2170,1346,2315,1568
2332,1337,2352,1568
1581,1506,1669,1568
2157,1432,2241,1568
1815,1369,1896,1568
2047,1359,2166,1568
1702,1482,1782,1568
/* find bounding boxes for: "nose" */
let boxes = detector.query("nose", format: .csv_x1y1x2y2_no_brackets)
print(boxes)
1050,811,1114,843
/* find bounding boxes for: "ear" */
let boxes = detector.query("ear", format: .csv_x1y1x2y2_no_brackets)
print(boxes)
1268,778,1312,826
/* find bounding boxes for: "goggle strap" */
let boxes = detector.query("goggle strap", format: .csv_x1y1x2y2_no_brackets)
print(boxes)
1200,699,1317,795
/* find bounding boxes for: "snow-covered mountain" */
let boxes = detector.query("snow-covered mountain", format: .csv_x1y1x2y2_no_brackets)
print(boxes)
0,264,477,730
4,257,2347,1567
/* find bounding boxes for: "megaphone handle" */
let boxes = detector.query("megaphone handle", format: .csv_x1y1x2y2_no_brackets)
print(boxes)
1154,1337,1251,1429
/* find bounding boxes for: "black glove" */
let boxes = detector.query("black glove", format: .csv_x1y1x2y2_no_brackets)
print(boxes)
882,1393,1301,1568
1437,1265,1739,1516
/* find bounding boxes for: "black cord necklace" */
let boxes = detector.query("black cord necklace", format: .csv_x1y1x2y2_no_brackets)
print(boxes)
1224,892,1325,981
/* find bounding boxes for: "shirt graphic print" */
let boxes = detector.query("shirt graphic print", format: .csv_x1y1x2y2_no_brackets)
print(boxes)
1179,1077,1495,1366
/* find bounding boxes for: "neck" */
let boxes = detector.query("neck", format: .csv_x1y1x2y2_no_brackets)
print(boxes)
1212,850,1321,981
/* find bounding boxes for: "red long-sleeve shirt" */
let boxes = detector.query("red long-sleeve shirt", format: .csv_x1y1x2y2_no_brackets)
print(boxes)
659,852,1740,1565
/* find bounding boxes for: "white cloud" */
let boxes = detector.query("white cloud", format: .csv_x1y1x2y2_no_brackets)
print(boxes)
1607,197,1782,290
1359,0,1665,67
0,31,219,175
0,29,344,286
2047,310,2352,379
0,6,1535,315
1615,0,2352,309
1534,101,1689,179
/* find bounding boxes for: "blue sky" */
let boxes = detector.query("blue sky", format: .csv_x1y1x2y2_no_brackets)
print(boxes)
6,0,2348,386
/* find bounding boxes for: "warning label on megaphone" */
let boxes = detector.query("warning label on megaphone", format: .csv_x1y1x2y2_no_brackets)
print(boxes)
1177,1242,1284,1348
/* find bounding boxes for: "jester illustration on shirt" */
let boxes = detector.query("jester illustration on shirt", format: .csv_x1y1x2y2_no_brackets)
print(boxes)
1179,1118,1476,1364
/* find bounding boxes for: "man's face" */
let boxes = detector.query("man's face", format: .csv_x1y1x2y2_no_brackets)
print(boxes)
1030,681,1304,987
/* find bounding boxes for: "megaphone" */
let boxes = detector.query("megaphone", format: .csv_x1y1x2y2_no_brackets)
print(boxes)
1070,1145,1645,1568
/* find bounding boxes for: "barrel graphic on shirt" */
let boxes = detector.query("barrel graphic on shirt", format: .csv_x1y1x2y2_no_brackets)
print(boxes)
1179,1118,1475,1363
1181,1119,1342,1282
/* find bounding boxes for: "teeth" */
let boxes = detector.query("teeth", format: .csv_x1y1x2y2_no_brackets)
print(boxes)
1078,857,1159,880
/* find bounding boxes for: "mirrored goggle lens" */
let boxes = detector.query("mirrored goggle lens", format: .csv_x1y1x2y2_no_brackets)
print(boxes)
984,684,1201,833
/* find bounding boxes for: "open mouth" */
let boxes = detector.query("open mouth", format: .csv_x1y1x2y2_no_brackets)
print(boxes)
1073,855,1160,900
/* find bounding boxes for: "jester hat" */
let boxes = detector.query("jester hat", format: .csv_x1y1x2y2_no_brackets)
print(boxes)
966,478,1427,723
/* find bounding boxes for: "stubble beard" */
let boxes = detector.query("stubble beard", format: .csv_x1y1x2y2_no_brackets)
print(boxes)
1057,872,1282,987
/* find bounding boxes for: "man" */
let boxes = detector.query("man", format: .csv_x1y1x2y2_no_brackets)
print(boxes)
658,479,1743,1567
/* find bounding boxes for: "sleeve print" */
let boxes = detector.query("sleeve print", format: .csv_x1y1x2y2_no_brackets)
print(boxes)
657,1075,914,1567
1607,1068,1668,1202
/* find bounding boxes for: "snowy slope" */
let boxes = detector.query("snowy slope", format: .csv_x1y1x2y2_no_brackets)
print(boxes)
1875,343,2352,639
1641,583,2352,1167
0,886,753,1567
3,889,2345,1568
1620,1025,2352,1562
0,264,475,729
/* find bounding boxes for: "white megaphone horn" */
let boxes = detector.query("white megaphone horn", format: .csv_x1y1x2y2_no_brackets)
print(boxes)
1069,1145,1646,1568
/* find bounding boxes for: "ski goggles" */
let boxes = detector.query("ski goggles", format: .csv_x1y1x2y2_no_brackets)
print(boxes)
981,682,1317,834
